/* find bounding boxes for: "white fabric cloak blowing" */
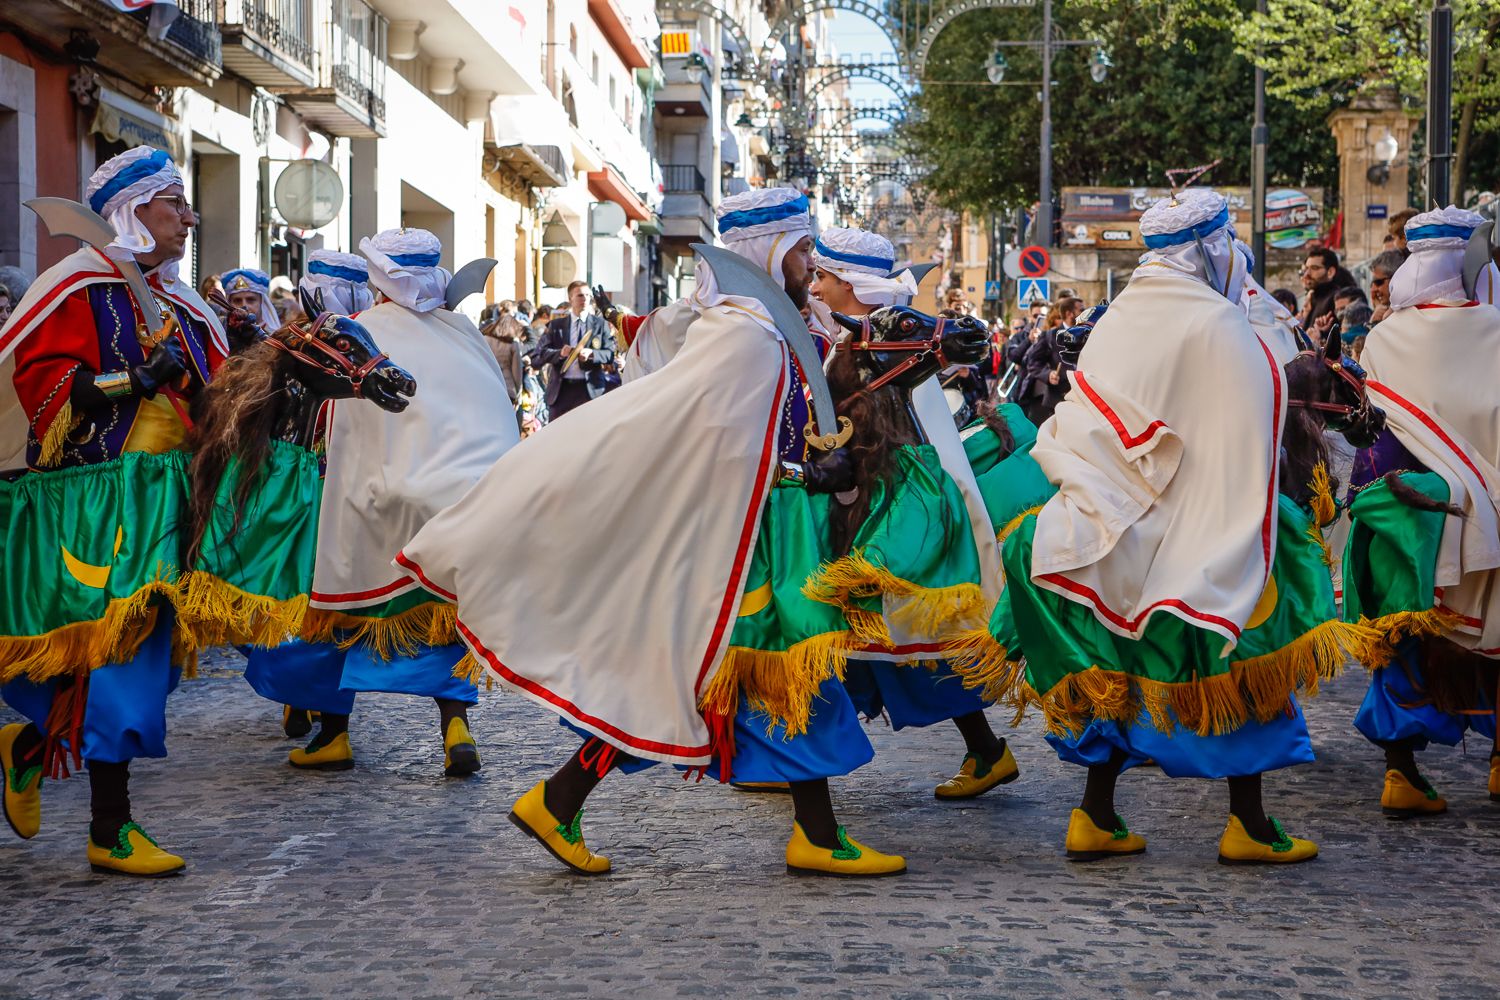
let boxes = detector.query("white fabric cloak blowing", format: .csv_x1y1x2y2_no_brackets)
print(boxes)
396,305,790,765
1028,274,1286,649
311,301,518,610
1360,302,1500,655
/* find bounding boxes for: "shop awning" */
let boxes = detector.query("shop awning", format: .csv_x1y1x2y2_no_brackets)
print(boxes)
588,165,650,222
91,87,187,162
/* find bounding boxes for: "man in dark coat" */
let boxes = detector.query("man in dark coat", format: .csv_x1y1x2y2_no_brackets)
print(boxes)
532,280,617,419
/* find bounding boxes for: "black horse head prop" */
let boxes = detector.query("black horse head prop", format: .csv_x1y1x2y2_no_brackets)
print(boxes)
1285,329,1385,448
268,286,417,413
830,306,990,392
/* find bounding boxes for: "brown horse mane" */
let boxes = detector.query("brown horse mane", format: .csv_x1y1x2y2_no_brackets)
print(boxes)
825,341,921,555
183,340,287,566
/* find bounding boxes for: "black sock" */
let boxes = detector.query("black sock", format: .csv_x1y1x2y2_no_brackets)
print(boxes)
541,740,637,821
309,713,350,749
1382,746,1430,792
435,698,469,736
88,760,131,845
11,722,43,769
790,778,841,850
951,712,1005,763
1226,773,1277,841
1079,751,1126,831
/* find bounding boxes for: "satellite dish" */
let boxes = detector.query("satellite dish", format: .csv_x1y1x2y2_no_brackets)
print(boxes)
542,248,577,288
274,159,344,230
592,201,628,234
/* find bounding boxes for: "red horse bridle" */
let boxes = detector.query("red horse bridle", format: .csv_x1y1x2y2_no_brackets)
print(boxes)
835,315,955,393
264,312,389,399
1285,348,1373,423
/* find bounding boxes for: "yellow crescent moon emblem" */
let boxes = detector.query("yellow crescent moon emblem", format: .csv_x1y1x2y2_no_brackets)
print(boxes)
1246,574,1278,630
62,526,124,590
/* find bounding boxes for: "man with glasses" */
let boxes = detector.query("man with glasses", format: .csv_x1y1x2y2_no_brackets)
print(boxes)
1367,249,1404,325
0,146,228,877
1299,247,1355,343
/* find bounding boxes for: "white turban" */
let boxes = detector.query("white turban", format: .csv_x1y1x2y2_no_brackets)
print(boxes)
810,226,918,308
84,145,184,262
691,187,812,315
1134,188,1246,304
300,249,374,316
360,228,450,313
221,267,281,332
1388,206,1485,310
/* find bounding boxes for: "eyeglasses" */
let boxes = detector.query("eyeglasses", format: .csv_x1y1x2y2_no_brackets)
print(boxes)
1299,264,1326,274
151,193,195,217
1371,276,1390,286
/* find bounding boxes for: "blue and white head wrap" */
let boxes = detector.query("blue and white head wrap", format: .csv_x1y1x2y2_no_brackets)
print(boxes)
1390,206,1486,309
810,226,918,308
360,228,451,313
300,249,374,316
689,188,814,318
83,145,185,260
221,267,281,331
1135,189,1246,303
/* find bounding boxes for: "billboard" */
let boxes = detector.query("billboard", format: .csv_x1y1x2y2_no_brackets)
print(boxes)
1059,186,1324,250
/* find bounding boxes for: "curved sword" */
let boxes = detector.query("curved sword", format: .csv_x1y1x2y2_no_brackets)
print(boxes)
25,197,166,334
445,257,497,311
691,243,852,451
1461,220,1496,301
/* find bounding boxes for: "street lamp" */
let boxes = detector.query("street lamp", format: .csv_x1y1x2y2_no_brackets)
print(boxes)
1089,47,1111,84
1367,130,1400,185
986,48,1008,85
683,52,709,86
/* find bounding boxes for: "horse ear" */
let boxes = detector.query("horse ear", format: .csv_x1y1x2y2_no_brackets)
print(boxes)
1324,324,1342,360
830,311,864,334
298,284,322,321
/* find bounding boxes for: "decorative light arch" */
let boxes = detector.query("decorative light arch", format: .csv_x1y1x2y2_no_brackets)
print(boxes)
911,0,1036,80
758,0,911,78
805,64,911,106
657,0,755,78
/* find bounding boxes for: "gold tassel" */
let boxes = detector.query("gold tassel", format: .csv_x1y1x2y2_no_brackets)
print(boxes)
1353,607,1467,669
697,629,859,738
803,550,989,648
946,626,1027,714
996,504,1044,546
35,401,81,468
1308,462,1337,528
0,580,177,685
173,570,308,653
301,601,458,660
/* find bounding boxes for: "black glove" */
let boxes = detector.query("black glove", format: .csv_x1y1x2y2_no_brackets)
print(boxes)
224,309,265,353
592,284,620,325
803,447,854,494
130,339,188,397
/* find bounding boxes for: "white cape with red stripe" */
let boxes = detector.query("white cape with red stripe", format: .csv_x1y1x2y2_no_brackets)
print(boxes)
395,305,789,765
1028,274,1285,649
1361,301,1500,655
0,247,226,468
310,301,517,610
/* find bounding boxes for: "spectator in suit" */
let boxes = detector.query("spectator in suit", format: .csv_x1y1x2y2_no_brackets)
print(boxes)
1020,296,1083,424
533,280,616,419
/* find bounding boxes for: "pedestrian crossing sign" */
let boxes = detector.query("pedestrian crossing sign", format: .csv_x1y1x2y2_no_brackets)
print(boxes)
1017,277,1050,306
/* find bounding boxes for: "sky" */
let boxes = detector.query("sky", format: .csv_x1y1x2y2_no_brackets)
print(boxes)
821,11,905,113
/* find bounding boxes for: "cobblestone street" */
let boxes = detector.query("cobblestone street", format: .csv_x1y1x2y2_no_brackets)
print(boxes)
3,650,1498,999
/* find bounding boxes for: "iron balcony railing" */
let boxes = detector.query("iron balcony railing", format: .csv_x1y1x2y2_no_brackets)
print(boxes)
662,164,706,194
221,0,315,68
149,0,224,67
330,0,387,122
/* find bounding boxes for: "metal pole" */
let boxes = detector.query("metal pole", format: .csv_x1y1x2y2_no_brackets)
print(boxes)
1038,0,1054,247
1427,0,1454,207
1250,0,1267,285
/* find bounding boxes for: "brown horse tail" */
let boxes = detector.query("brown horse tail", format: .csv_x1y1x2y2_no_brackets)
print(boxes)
183,341,284,567
974,401,1016,459
1382,470,1465,517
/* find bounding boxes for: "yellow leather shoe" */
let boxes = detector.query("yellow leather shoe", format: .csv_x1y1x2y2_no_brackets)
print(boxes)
731,781,791,793
288,731,354,771
1064,807,1147,861
935,744,1020,800
1381,769,1447,818
87,822,185,877
508,781,610,875
1,723,42,840
443,717,481,777
282,706,316,739
1488,756,1499,803
1217,815,1318,865
785,822,906,877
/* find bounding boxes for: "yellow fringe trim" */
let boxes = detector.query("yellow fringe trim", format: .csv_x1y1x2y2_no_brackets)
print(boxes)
996,504,1044,547
802,550,989,649
0,581,175,684
36,401,81,468
449,651,494,689
174,570,308,652
697,630,859,738
1023,617,1382,739
301,601,458,660
1308,462,1336,528
1354,607,1468,670
946,626,1030,725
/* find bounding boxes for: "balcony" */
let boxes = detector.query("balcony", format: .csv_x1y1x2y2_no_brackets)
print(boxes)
276,0,387,137
486,142,569,190
0,0,222,86
657,55,711,118
220,0,317,88
659,164,711,243
588,0,651,71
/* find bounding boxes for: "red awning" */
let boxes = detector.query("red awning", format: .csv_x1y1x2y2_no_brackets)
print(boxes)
588,167,650,222
588,0,651,70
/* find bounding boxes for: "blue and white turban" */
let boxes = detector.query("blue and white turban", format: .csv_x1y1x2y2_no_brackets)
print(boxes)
360,228,450,313
1135,188,1245,303
692,187,812,312
299,249,374,316
221,267,281,332
810,226,917,307
1389,206,1485,310
83,145,184,260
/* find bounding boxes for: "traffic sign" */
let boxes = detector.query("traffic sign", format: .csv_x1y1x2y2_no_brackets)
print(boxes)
1001,249,1023,280
1017,277,1050,307
984,280,1003,300
1018,245,1051,278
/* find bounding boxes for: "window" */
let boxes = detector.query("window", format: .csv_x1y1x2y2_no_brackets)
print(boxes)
569,25,577,57
608,75,617,112
591,54,599,83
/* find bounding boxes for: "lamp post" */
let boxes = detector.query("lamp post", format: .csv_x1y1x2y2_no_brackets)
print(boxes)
1250,0,1267,284
1427,0,1453,207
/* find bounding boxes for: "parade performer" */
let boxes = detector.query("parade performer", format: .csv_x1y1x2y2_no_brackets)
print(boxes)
956,190,1360,865
290,228,518,776
397,188,913,877
242,249,374,742
806,225,1019,800
0,146,226,875
220,267,281,341
1341,207,1500,816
